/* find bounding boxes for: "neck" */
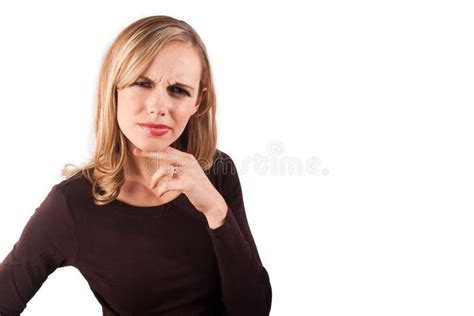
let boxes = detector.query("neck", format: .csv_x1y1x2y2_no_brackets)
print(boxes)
123,144,156,185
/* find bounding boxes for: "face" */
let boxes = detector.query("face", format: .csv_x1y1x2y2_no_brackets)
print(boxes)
117,41,207,153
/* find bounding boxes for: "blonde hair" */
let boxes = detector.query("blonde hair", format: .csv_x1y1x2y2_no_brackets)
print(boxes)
61,15,218,205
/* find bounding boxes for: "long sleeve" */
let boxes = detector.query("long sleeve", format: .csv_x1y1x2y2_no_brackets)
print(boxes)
0,184,77,316
206,154,272,316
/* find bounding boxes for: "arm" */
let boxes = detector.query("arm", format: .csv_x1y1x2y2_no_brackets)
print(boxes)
205,154,272,316
0,184,77,316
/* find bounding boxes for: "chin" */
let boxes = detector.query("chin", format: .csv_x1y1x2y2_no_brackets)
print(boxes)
139,138,177,152
140,143,171,152
129,130,181,152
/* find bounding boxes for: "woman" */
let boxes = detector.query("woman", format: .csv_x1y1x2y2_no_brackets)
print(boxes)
0,15,272,315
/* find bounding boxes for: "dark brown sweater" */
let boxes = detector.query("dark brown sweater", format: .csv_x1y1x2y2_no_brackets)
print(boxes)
0,150,272,315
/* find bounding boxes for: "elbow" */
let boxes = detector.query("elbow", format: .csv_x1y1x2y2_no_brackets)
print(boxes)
260,269,273,315
224,269,272,316
256,278,272,316
253,266,273,316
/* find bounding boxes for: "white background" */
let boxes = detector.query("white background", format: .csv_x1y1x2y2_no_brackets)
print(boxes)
0,0,473,315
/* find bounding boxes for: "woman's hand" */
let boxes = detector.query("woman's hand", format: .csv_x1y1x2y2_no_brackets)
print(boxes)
133,147,228,229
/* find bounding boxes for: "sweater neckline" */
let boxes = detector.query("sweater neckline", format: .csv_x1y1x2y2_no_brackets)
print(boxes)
76,173,187,215
112,192,185,209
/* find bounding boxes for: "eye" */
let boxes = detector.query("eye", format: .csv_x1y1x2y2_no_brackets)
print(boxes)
133,81,151,88
169,86,190,96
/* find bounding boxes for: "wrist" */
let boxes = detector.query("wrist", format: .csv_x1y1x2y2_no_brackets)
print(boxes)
205,202,228,230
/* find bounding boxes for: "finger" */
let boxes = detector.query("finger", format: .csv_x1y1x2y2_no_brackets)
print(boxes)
155,177,183,198
133,147,174,163
134,146,183,158
134,148,188,167
150,164,179,191
149,163,167,190
163,146,189,156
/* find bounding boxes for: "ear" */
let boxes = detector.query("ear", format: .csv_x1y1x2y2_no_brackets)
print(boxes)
192,88,208,115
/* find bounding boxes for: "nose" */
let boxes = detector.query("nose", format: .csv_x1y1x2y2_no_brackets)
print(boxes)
146,86,169,116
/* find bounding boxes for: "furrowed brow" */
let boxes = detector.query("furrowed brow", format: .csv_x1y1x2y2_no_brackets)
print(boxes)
138,75,195,92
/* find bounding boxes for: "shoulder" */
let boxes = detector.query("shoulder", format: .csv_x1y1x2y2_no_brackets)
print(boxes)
55,172,89,192
206,149,241,196
210,149,238,174
205,148,238,178
26,174,85,232
50,172,91,206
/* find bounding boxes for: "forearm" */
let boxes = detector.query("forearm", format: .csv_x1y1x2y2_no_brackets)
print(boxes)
206,206,272,315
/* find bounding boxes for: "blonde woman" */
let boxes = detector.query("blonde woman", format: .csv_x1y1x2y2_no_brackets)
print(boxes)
0,15,272,315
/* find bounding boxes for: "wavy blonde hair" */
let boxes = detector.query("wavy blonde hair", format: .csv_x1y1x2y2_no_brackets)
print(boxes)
61,15,218,205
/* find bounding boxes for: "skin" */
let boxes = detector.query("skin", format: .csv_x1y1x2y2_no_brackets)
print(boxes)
115,41,227,229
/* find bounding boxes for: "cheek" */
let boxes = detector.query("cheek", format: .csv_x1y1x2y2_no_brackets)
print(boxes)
173,106,195,124
117,99,136,133
117,93,141,120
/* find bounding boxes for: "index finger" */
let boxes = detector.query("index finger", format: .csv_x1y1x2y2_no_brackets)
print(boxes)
133,147,187,166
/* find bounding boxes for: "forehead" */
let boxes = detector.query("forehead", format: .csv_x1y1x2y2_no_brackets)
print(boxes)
143,42,201,83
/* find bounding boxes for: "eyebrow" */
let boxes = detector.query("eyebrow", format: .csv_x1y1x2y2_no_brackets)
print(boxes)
138,75,195,92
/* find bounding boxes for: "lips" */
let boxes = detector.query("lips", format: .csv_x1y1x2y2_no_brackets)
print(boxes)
138,123,171,137
138,123,171,129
